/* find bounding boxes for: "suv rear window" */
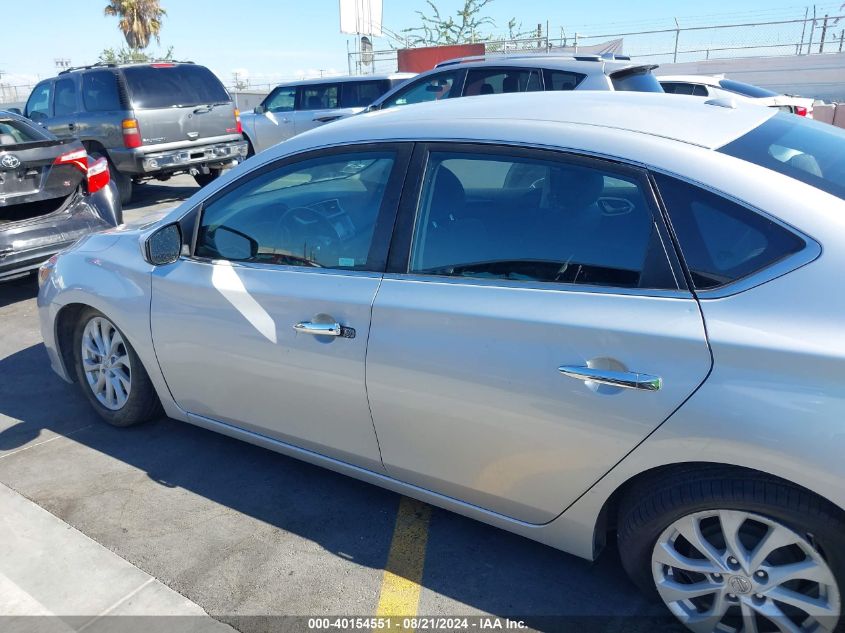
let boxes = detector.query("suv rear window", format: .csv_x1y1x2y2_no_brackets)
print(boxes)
0,118,50,145
719,113,845,201
122,64,230,109
718,79,779,98
611,68,664,93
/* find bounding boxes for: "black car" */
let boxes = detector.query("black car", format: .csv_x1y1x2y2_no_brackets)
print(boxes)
0,110,121,282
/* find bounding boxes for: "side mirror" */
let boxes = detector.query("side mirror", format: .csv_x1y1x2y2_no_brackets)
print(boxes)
209,226,258,261
254,105,265,114
7,107,22,115
145,223,182,266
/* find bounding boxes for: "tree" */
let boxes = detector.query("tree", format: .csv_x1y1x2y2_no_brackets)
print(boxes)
403,0,533,47
103,0,166,51
98,45,174,64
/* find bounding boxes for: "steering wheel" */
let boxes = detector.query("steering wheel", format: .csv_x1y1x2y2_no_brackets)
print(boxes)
275,206,340,259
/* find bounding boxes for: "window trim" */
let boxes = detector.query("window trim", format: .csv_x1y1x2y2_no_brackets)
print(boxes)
650,168,820,299
186,142,414,273
385,141,688,295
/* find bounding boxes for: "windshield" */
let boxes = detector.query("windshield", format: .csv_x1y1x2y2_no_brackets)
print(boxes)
719,112,845,200
718,79,779,98
122,65,230,109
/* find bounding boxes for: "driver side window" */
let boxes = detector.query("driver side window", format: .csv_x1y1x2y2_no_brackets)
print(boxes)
195,151,397,270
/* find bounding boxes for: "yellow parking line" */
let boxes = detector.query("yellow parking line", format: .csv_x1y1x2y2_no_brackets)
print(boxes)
376,496,432,627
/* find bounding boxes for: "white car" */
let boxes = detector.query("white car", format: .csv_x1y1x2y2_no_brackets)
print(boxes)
659,74,815,118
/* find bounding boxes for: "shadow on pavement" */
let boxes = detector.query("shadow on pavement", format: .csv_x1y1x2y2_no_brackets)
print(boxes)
124,180,199,211
0,342,676,632
0,277,38,309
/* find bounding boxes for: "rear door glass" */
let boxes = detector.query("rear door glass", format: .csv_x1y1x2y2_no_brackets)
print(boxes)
53,79,77,116
543,70,586,91
463,68,541,96
82,71,122,111
299,84,339,110
122,65,230,109
340,80,390,107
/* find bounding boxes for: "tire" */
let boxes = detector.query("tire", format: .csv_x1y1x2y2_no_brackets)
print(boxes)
617,465,845,632
91,151,132,205
72,307,160,427
194,167,223,188
245,137,255,159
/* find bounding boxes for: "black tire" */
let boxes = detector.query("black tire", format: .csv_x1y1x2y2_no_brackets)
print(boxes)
194,167,223,188
72,307,160,427
245,137,255,159
617,465,845,630
91,151,132,205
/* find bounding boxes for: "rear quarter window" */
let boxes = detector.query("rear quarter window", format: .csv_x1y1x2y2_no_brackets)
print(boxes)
122,65,230,109
82,70,122,111
655,174,805,290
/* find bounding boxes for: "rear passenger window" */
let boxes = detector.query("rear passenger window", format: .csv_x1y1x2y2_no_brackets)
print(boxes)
299,84,339,110
543,70,586,91
53,79,77,116
82,71,121,112
410,152,672,289
463,68,541,96
655,174,806,290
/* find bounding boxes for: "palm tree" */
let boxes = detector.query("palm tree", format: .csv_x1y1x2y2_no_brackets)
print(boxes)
103,0,166,51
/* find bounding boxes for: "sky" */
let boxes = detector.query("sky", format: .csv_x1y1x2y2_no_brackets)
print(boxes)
1,0,843,88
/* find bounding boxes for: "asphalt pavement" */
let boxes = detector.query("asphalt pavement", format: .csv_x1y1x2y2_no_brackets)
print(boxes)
0,175,680,633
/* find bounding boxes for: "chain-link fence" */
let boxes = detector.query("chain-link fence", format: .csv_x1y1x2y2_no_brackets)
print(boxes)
348,12,845,74
0,84,33,106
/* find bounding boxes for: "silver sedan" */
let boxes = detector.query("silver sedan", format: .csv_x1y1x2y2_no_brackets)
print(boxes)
38,91,845,633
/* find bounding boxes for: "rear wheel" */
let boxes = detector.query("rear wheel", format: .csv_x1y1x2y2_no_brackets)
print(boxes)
194,167,223,188
72,308,160,426
617,467,844,633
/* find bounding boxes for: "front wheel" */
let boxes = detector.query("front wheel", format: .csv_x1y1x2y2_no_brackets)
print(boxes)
72,308,160,426
617,467,844,633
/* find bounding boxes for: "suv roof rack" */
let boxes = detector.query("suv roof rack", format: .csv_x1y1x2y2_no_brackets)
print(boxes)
58,59,195,75
434,52,632,68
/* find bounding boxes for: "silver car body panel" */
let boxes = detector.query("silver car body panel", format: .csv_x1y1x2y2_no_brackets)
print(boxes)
38,92,845,561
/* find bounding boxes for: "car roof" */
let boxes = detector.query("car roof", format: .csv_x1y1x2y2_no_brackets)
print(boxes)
273,73,416,89
419,56,650,76
283,90,775,152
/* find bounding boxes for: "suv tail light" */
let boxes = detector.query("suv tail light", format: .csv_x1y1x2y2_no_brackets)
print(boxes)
54,148,89,174
86,156,110,195
122,118,142,148
234,108,242,135
794,105,812,118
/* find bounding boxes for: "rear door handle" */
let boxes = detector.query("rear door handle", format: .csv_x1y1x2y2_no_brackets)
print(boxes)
559,365,662,391
293,321,356,338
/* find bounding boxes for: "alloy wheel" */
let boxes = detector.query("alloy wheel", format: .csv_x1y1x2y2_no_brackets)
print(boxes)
652,509,840,633
80,316,132,411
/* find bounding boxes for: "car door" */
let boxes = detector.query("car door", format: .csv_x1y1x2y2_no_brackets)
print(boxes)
251,85,297,152
150,143,411,470
366,144,713,524
293,83,341,136
47,77,80,139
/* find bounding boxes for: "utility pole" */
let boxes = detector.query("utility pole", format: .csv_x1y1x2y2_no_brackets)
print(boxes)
819,14,829,53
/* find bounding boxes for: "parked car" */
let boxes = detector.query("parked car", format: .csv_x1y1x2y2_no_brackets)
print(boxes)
38,91,845,633
0,110,120,282
659,74,815,117
23,61,248,202
240,73,414,155
366,54,663,111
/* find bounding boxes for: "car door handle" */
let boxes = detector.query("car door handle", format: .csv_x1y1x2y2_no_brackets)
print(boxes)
294,321,341,336
558,365,662,391
67,122,76,131
313,115,342,123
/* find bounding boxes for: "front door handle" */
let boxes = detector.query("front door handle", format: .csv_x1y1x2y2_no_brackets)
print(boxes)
293,321,356,339
559,365,662,391
294,321,341,337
